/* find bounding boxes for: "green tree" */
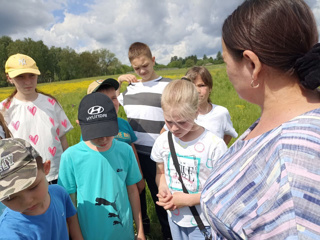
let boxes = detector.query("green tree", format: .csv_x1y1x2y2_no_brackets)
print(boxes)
58,47,80,80
167,60,182,68
185,59,195,68
79,51,100,77
48,46,62,81
92,49,121,75
196,59,204,66
0,36,13,85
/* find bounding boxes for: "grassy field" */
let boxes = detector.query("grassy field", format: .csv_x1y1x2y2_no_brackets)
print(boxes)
0,64,261,239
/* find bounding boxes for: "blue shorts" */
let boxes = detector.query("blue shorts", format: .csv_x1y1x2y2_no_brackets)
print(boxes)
168,216,211,240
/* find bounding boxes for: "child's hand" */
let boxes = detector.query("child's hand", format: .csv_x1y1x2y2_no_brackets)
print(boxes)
135,232,146,240
156,188,176,210
118,74,139,84
171,192,188,209
157,187,172,201
171,192,201,209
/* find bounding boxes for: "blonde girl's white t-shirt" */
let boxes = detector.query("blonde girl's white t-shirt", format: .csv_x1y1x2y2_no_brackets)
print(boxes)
151,130,227,227
195,104,238,139
1,94,73,181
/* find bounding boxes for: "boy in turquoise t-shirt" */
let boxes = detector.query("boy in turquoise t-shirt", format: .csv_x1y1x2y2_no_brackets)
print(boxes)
58,92,145,240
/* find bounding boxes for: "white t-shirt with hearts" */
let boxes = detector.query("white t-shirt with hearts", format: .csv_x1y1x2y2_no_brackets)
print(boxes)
1,93,73,182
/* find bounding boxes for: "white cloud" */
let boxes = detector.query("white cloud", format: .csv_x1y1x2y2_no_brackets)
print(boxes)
1,0,320,65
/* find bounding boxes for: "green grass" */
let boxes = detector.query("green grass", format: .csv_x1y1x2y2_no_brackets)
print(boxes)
0,64,261,239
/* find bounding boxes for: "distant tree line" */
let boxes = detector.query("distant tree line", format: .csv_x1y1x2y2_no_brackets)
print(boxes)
0,36,224,87
0,36,132,87
165,52,224,69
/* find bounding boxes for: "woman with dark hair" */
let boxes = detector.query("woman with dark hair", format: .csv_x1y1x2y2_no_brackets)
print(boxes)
201,0,320,239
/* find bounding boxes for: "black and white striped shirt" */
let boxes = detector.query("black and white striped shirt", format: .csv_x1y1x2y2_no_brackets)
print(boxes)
118,77,171,155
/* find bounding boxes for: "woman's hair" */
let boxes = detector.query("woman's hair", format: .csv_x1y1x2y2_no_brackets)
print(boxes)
161,79,199,120
222,0,320,90
185,66,213,103
0,112,12,138
128,42,153,62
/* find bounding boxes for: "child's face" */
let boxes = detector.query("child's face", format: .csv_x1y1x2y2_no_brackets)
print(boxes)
164,111,195,141
99,88,119,113
9,73,38,95
90,136,114,150
1,168,50,216
131,55,155,81
193,75,211,106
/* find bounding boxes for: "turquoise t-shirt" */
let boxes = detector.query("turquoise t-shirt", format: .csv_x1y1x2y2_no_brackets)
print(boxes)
58,139,141,240
80,117,137,145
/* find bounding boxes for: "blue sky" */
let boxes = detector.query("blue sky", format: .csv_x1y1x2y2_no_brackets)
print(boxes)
1,0,319,65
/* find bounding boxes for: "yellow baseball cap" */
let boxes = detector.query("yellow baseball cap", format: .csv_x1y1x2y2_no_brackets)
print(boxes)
5,53,41,78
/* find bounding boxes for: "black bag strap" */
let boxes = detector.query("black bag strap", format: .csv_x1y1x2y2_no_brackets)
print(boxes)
168,131,211,240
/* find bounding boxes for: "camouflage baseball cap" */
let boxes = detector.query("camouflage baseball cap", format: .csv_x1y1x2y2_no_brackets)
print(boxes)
0,138,40,201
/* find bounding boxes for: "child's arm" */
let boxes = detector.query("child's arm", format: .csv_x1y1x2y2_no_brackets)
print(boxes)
70,193,77,209
127,184,146,240
223,134,232,145
67,213,83,240
131,143,145,193
155,163,175,210
171,192,201,208
59,134,69,151
117,74,139,96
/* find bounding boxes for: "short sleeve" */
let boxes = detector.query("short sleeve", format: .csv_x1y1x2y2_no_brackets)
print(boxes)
63,188,77,218
223,109,238,138
58,149,77,194
125,147,142,186
118,93,124,106
150,133,165,163
53,100,73,137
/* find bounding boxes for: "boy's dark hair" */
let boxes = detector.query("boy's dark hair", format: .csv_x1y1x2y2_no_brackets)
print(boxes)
36,156,44,171
128,42,153,62
96,85,114,92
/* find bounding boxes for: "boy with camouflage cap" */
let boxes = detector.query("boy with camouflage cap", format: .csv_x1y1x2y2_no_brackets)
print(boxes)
0,138,83,239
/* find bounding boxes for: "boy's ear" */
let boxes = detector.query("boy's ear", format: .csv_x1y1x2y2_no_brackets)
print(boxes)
43,160,51,175
152,56,156,64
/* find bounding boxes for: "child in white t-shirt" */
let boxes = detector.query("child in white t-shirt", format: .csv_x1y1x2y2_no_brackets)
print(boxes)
151,79,227,239
185,66,237,145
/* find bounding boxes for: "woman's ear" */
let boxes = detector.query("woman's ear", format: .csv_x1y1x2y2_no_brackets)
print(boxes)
43,160,51,175
243,50,262,80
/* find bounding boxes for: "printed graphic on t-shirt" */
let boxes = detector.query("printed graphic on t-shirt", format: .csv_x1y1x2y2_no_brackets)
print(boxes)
95,194,123,227
115,132,131,142
167,154,200,193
